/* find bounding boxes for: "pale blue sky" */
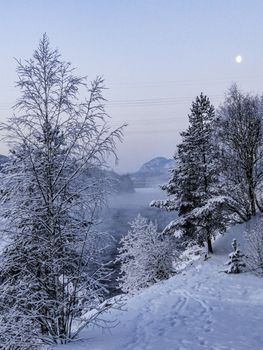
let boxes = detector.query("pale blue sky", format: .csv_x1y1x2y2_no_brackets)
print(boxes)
0,0,263,172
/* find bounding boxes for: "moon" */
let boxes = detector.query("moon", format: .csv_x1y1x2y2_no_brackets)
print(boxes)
235,55,242,64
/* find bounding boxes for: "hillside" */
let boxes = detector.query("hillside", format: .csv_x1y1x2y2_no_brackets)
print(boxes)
58,219,263,350
131,157,175,188
107,171,135,193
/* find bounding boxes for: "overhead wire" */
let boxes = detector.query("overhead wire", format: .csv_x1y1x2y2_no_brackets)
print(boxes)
0,75,261,136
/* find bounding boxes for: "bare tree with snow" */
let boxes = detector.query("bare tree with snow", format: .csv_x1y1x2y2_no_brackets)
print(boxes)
217,84,263,221
116,215,175,294
245,223,263,276
0,34,125,348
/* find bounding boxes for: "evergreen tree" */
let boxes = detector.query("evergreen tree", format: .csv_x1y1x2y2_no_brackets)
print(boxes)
225,239,246,274
152,93,227,253
0,35,124,347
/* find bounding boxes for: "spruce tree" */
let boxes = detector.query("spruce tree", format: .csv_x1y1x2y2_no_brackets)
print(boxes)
225,239,246,274
152,93,227,253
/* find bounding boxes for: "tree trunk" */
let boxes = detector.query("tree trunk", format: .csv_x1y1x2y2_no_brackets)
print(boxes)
247,166,256,216
207,236,213,254
256,196,263,213
248,185,256,216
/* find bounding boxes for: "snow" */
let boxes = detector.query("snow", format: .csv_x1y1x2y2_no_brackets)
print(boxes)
57,220,263,350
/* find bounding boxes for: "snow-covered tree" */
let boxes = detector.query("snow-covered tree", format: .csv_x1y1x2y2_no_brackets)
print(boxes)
0,35,124,348
152,93,228,253
224,239,246,274
217,84,263,221
245,223,263,276
116,215,175,294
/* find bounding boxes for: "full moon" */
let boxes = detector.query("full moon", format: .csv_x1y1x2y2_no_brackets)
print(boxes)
235,55,242,63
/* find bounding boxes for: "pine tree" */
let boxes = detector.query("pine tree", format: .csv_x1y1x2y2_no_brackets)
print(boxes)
225,239,246,274
116,215,174,294
152,93,227,253
0,35,124,347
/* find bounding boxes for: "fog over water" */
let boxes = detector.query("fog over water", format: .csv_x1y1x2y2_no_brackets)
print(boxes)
99,186,177,294
109,187,166,209
102,187,176,241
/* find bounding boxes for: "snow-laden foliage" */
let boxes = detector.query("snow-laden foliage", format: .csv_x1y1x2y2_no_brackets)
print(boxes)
245,223,263,276
152,93,228,253
217,84,263,221
153,196,227,237
224,239,246,274
175,243,205,272
0,35,124,348
116,215,175,294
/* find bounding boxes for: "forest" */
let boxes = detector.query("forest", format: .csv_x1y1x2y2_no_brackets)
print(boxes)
0,35,263,350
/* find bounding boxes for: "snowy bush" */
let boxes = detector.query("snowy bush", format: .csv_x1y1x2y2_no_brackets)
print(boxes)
176,243,205,272
224,239,246,274
245,224,263,276
116,215,175,294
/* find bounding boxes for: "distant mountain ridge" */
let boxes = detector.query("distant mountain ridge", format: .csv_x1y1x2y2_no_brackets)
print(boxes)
0,153,175,191
0,153,135,194
131,157,175,188
107,171,135,193
0,155,8,164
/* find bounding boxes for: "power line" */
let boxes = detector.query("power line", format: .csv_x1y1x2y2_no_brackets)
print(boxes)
107,94,223,103
125,128,182,135
0,94,224,112
107,75,263,88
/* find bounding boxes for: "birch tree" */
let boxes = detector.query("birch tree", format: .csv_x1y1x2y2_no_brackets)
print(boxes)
217,84,263,221
0,34,124,348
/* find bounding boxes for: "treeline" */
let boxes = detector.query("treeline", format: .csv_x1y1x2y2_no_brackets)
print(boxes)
152,85,263,253
117,86,263,295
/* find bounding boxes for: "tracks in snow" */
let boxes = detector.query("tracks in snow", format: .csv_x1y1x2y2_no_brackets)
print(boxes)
123,277,217,350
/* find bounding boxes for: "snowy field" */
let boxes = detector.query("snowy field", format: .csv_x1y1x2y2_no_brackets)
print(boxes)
57,221,263,350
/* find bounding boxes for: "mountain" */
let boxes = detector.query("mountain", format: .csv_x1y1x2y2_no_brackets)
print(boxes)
131,156,175,188
107,171,135,193
0,154,8,165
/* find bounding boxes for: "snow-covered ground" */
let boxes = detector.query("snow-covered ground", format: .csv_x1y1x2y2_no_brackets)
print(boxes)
57,220,263,350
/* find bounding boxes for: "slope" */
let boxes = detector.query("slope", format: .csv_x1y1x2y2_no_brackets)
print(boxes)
58,220,263,350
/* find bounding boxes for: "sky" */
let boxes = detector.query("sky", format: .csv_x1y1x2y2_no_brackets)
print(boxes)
0,0,263,173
